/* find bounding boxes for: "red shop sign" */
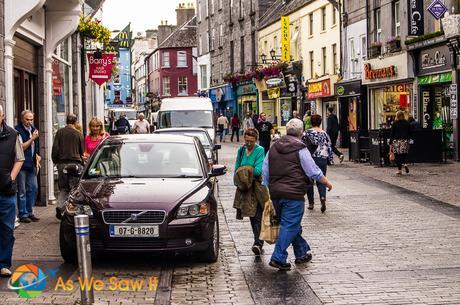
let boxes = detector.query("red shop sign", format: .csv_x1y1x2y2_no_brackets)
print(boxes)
52,60,62,96
307,79,331,99
87,53,114,86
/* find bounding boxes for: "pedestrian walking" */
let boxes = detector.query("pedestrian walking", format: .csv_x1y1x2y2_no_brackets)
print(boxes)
326,107,344,163
262,118,332,271
133,113,150,134
243,112,254,131
408,114,422,132
251,112,259,127
256,112,273,155
115,113,131,134
0,104,25,277
15,110,41,223
303,114,333,212
108,112,118,135
292,110,301,120
390,111,411,175
52,114,84,219
233,128,268,256
303,110,312,130
230,114,240,142
83,117,109,160
217,113,229,142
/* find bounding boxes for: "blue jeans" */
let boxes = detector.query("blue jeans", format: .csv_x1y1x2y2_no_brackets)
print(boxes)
17,168,38,219
0,194,16,268
307,157,328,203
271,199,310,263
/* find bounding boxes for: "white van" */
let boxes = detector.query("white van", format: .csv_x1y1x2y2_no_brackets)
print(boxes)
158,97,215,141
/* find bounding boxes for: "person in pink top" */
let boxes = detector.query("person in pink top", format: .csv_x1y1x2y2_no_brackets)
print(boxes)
83,117,109,161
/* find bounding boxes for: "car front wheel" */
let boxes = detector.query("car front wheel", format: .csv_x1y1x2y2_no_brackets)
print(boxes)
59,221,77,265
200,218,219,263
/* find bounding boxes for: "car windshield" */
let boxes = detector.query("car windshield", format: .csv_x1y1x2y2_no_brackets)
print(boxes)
85,142,203,178
160,131,211,147
114,111,136,120
159,110,213,129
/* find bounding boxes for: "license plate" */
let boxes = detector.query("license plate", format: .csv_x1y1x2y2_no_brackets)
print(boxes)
109,225,159,237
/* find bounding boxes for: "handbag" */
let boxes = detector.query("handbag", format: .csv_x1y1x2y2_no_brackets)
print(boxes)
389,145,395,161
259,200,280,244
393,139,410,154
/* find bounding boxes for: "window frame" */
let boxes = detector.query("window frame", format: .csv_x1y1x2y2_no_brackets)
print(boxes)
177,51,187,68
321,7,326,32
309,13,314,36
178,76,188,96
162,76,170,96
162,51,170,68
375,8,382,43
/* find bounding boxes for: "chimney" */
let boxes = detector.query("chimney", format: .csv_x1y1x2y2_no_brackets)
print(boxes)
157,21,175,45
176,2,195,26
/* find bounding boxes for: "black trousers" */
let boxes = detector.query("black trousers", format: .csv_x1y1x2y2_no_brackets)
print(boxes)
259,140,270,155
395,153,408,171
250,204,264,247
231,127,240,142
329,133,343,157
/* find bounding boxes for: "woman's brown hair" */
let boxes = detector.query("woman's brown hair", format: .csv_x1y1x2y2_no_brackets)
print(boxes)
311,114,322,127
244,128,259,140
395,111,405,121
88,117,105,137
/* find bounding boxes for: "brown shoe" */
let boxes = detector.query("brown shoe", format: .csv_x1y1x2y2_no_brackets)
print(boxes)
29,215,40,222
19,217,31,223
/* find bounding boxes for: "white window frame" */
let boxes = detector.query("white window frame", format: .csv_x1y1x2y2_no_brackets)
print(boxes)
309,51,314,78
197,0,201,22
375,8,381,42
332,6,337,26
321,7,326,31
177,51,187,68
309,13,314,36
360,35,367,59
332,43,337,74
219,24,224,47
322,47,327,75
162,76,170,96
394,1,400,36
162,51,170,68
178,76,188,96
200,65,208,89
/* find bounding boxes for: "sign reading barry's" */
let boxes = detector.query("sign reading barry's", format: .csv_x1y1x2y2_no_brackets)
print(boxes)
408,0,424,36
87,53,114,86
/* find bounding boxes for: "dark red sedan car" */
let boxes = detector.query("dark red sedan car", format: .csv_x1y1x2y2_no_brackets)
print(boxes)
59,134,226,263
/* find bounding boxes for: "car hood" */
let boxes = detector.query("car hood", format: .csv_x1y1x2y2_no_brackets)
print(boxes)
72,177,206,211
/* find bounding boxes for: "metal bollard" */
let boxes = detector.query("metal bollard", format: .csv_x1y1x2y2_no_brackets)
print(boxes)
74,215,94,305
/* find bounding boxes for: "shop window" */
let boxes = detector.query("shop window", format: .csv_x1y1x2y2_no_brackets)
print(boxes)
372,84,411,128
52,59,70,135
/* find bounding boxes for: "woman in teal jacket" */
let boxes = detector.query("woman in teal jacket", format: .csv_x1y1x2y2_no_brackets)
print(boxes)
234,128,266,255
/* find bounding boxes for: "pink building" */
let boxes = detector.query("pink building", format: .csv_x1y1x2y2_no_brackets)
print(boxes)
147,17,197,99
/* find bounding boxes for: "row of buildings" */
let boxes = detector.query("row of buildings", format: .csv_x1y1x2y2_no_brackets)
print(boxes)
131,0,460,161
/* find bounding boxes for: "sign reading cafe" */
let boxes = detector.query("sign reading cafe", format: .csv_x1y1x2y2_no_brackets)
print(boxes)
408,0,424,36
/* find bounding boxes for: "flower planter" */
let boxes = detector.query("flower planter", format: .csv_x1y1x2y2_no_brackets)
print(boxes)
387,40,401,53
369,45,382,59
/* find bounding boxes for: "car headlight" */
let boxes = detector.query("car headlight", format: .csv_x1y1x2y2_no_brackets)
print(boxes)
65,201,93,216
176,202,209,218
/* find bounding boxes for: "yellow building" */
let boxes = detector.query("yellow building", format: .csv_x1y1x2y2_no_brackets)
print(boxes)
257,0,341,130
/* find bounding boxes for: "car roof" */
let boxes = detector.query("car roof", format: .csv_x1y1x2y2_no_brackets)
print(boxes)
160,97,212,111
155,127,209,133
104,134,196,144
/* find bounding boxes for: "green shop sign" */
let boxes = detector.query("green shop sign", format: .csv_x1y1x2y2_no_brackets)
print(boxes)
236,83,256,96
418,72,452,85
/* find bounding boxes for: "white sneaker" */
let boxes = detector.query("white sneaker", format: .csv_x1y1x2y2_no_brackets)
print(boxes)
0,267,12,277
14,217,20,229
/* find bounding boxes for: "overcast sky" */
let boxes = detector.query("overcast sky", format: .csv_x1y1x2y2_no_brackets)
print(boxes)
102,0,191,34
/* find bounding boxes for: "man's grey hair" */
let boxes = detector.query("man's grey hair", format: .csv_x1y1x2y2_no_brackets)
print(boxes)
21,109,33,118
286,118,304,137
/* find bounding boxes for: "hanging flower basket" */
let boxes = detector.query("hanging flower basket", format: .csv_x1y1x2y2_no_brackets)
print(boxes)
369,43,382,59
77,15,111,44
386,37,401,53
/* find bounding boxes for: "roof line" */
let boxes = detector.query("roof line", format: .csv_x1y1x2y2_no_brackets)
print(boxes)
158,15,197,49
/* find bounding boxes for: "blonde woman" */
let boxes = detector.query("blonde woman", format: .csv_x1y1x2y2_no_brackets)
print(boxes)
83,117,109,159
390,111,411,175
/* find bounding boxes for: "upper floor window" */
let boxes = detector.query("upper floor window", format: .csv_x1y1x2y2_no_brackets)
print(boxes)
219,24,224,47
178,77,188,96
309,13,314,36
375,8,382,42
210,0,214,14
321,7,326,31
332,6,337,26
177,51,187,67
218,0,223,10
197,0,201,22
162,76,170,96
162,51,170,68
393,1,400,36
361,35,367,59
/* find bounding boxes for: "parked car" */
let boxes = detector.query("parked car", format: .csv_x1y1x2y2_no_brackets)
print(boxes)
157,97,215,142
154,128,221,164
59,134,227,264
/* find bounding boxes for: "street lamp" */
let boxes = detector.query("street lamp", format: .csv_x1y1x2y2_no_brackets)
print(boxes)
261,53,267,64
270,49,276,60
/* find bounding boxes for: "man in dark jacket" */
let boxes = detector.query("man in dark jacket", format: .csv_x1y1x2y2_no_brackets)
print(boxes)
15,110,41,223
0,104,25,277
262,119,332,271
115,113,131,134
326,107,344,163
52,114,84,218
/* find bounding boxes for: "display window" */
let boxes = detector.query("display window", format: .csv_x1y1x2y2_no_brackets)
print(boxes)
262,100,276,124
348,97,358,131
372,83,412,128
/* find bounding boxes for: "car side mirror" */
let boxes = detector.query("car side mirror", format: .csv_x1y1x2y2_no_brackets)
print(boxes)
209,164,226,177
63,164,83,177
213,144,221,151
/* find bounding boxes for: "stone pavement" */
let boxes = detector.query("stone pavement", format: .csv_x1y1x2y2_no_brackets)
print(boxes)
0,138,459,305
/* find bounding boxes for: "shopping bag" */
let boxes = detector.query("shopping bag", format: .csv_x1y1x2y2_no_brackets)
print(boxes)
259,200,280,244
389,145,395,161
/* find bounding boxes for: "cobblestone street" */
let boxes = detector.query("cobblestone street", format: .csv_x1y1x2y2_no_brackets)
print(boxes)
0,141,459,305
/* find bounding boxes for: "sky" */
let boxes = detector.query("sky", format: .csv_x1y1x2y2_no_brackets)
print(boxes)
102,0,190,34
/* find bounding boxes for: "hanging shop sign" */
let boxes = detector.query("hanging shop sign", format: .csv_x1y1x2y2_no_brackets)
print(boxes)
88,53,114,86
281,16,290,62
427,0,448,20
267,87,280,99
408,0,424,36
307,79,331,99
450,84,458,119
265,77,284,88
364,63,397,80
418,45,452,75
335,80,361,97
412,86,418,121
52,60,63,96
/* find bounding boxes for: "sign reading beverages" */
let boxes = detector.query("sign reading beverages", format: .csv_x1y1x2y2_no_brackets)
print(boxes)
88,53,114,86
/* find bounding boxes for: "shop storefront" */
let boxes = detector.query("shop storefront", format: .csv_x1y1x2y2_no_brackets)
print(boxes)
209,84,235,117
306,78,337,128
335,80,367,148
235,81,257,118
